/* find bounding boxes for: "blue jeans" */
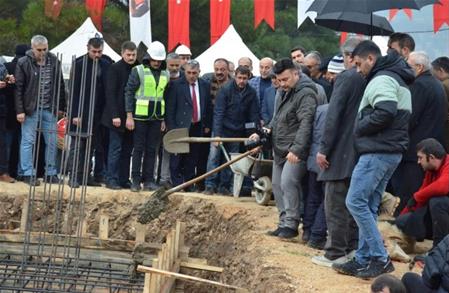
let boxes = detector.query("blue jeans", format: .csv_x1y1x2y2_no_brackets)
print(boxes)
204,141,240,192
346,153,402,265
106,128,133,185
20,110,57,176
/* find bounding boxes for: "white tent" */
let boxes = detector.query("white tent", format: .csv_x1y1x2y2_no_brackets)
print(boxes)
51,18,121,77
196,25,260,75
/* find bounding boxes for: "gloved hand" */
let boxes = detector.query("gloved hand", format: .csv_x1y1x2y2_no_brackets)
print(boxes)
406,197,417,209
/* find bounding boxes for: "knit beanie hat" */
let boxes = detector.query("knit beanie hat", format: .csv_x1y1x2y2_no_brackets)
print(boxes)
327,55,345,74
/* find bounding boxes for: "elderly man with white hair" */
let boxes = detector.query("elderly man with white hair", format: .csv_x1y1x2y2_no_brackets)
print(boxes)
390,51,448,214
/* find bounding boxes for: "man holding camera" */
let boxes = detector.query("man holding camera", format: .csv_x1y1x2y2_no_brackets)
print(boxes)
251,58,317,239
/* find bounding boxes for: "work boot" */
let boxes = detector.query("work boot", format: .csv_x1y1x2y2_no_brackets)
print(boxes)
307,238,327,250
266,227,282,237
87,176,102,187
0,173,15,183
22,176,40,187
277,227,299,239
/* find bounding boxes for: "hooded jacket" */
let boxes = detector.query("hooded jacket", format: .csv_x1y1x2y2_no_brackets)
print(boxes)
421,234,449,292
354,51,414,154
14,50,66,116
269,73,318,162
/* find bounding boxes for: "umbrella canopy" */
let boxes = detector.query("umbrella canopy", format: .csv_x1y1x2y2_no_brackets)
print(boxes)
308,0,439,14
315,12,395,36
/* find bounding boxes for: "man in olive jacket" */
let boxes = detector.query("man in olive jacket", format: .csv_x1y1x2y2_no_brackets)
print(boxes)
251,58,317,239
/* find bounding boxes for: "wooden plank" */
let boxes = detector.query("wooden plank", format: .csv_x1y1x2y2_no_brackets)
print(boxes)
137,265,248,292
179,262,223,273
174,221,181,259
0,230,162,252
20,198,29,232
166,233,173,270
143,273,151,293
149,257,158,293
184,257,207,265
135,222,146,243
98,214,109,240
155,250,163,292
160,261,181,293
80,217,88,237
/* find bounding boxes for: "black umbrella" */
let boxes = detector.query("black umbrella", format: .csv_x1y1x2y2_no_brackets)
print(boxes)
315,11,395,36
308,0,440,14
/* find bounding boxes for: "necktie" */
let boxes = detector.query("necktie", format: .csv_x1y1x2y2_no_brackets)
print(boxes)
191,83,198,122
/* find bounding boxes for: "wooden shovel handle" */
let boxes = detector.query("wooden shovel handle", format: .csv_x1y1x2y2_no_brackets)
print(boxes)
165,149,254,196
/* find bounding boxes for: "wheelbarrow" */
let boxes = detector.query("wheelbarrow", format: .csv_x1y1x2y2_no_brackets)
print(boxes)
220,145,273,205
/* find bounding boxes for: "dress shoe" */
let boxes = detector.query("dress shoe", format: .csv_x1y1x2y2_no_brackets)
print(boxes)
0,173,15,183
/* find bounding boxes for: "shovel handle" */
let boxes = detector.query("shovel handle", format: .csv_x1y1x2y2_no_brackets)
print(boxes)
175,137,248,143
165,149,254,196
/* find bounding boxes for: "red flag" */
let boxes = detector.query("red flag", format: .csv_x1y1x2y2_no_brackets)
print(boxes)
340,32,347,45
85,0,107,31
434,0,449,33
168,0,190,52
210,0,231,45
45,0,64,19
389,8,413,21
254,0,275,29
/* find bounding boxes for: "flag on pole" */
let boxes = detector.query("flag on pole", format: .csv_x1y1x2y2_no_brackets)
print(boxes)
129,0,152,48
85,0,107,31
297,0,316,27
254,0,275,29
168,0,190,52
210,0,231,45
434,0,449,33
389,9,413,21
45,0,64,19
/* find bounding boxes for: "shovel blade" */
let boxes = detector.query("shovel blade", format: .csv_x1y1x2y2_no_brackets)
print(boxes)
163,128,190,154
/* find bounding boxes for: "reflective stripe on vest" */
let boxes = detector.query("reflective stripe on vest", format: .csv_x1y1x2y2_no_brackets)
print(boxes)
134,65,168,119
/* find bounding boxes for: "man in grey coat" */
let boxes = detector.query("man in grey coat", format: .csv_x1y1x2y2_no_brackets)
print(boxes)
251,58,317,239
311,38,365,267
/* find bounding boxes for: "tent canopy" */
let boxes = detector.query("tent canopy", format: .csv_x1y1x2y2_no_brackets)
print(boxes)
196,25,260,76
51,18,121,77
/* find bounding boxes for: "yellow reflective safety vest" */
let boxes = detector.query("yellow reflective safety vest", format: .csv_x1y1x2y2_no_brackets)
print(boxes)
134,65,168,120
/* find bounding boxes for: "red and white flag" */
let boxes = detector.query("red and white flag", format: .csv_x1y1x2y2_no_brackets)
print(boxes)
168,0,190,51
210,0,231,45
254,0,275,29
85,0,107,31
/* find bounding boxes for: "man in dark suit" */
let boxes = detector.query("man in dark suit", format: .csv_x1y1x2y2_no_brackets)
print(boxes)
165,59,212,189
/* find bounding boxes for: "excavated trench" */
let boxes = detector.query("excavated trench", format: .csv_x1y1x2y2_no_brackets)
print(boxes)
0,186,298,292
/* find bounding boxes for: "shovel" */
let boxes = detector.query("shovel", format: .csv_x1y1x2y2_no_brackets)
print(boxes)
163,128,249,154
138,148,256,223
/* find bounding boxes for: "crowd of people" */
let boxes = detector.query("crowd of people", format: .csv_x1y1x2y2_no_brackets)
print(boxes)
1,31,449,287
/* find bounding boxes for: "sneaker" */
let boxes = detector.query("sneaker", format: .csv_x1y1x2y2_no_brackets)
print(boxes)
45,175,59,184
143,181,160,191
312,255,347,268
0,173,15,183
131,181,141,192
22,176,40,186
356,257,394,279
266,227,282,237
332,258,368,276
307,238,326,250
277,227,299,239
203,187,215,195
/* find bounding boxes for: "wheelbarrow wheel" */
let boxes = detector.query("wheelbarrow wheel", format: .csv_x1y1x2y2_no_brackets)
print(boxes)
253,176,272,206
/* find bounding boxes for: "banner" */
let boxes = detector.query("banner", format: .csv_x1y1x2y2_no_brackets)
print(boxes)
434,0,449,33
340,32,347,45
85,0,107,31
297,0,316,27
129,0,152,48
210,0,231,45
389,9,413,21
254,0,275,29
168,0,190,51
45,0,63,19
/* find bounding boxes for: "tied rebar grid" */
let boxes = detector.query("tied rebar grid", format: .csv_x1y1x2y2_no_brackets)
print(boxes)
0,54,144,292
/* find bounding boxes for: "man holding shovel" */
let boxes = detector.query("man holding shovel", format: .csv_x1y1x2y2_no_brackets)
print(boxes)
250,58,318,239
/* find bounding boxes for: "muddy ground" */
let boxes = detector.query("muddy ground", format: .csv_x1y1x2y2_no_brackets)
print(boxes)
0,181,425,292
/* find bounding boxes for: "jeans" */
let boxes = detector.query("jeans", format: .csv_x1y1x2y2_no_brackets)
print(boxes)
132,120,161,183
272,156,307,230
204,141,240,192
346,153,402,265
106,128,133,185
20,110,57,176
303,172,327,241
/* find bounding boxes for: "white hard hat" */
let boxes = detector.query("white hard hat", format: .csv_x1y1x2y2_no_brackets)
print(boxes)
175,44,191,56
147,41,166,61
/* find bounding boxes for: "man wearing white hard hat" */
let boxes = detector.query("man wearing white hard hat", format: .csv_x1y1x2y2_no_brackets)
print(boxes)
125,41,169,192
174,44,192,67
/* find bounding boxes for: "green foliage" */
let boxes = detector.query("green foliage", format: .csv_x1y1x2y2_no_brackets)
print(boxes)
0,0,340,61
